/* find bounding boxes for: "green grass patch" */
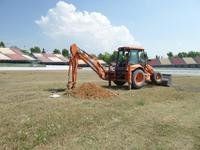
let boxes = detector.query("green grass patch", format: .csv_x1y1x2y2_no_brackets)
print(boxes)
0,71,200,149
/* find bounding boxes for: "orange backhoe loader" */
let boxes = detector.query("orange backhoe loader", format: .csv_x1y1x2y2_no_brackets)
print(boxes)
67,43,171,90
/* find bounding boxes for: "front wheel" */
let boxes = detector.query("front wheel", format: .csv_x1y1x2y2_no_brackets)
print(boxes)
132,69,145,89
151,72,162,85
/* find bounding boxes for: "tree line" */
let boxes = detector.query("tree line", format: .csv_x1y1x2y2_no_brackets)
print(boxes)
100,50,200,64
30,46,69,57
1,41,200,62
167,51,200,58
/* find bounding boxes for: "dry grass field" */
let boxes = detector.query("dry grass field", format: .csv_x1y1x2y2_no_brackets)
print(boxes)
0,70,200,149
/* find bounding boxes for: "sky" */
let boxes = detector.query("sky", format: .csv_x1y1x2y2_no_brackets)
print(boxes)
0,0,200,58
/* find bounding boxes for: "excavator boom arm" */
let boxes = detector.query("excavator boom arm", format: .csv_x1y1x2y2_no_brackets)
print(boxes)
67,44,107,89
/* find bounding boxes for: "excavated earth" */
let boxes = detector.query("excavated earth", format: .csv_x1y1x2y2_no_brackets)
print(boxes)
66,82,117,99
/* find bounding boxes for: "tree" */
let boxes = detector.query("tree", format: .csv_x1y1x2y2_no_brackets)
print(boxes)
53,49,61,54
62,49,69,57
98,51,119,64
167,52,173,58
98,52,113,64
187,51,200,57
155,55,159,59
110,51,118,62
0,41,5,48
177,51,200,58
30,46,41,53
42,48,46,53
178,52,187,58
98,52,111,64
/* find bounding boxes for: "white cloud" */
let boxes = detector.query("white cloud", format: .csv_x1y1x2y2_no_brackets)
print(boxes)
36,1,139,54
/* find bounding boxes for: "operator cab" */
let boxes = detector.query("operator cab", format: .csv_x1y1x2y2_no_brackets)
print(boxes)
115,46,148,81
116,46,147,67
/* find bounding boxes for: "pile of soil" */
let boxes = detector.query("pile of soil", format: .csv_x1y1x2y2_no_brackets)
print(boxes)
66,82,117,99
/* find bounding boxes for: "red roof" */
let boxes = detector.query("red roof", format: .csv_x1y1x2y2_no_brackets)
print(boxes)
170,57,186,65
148,59,161,66
43,53,55,57
32,53,68,63
194,56,200,64
0,48,34,61
10,47,24,55
8,54,26,60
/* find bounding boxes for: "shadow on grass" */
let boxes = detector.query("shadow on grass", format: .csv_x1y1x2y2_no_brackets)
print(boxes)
144,83,171,89
101,83,158,91
143,83,155,89
46,88,66,93
101,85,129,91
101,82,171,91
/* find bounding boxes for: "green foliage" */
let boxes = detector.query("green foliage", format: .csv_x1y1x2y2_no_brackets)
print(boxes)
187,51,200,57
53,49,61,54
167,52,173,58
30,46,41,53
177,51,200,58
0,41,5,48
98,51,117,64
62,49,69,57
178,52,187,58
98,52,111,64
110,51,118,62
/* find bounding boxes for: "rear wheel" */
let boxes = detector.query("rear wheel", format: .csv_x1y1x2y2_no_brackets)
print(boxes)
113,81,126,86
132,69,145,89
151,72,162,85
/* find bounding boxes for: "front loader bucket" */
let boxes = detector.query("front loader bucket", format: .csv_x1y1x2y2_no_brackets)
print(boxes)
161,74,172,87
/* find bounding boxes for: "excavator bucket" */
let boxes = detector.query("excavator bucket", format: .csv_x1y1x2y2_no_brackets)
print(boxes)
160,74,172,87
67,81,75,90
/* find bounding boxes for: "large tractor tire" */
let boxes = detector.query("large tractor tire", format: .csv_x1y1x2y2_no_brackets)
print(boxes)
132,69,145,89
151,72,162,85
113,81,126,86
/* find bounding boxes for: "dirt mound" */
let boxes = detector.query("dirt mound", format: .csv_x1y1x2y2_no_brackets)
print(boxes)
66,82,117,99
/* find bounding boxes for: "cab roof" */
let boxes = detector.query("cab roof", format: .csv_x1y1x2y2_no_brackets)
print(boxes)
118,46,144,51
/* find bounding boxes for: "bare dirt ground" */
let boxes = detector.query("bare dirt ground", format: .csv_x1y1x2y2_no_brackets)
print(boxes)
66,82,117,99
0,70,200,149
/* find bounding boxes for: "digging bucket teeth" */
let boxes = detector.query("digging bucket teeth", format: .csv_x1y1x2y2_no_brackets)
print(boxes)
67,81,76,90
160,74,172,87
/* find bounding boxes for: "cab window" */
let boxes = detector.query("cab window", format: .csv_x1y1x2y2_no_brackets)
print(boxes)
118,50,129,64
129,50,139,64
